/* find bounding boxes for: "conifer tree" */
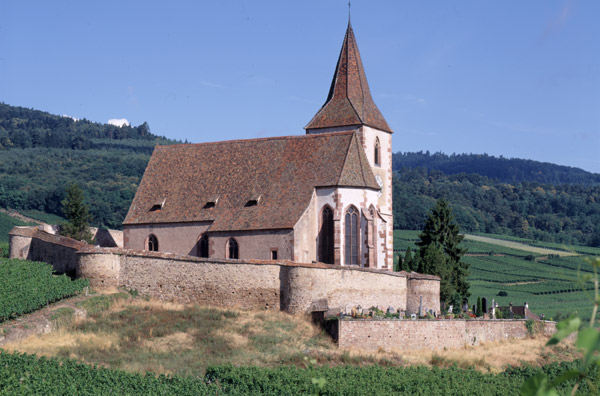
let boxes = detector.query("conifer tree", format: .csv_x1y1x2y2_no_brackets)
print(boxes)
416,198,469,304
404,247,414,271
394,253,404,272
61,183,93,243
476,297,483,317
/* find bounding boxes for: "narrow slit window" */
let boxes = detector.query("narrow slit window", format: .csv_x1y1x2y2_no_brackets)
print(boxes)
374,138,381,166
271,250,278,260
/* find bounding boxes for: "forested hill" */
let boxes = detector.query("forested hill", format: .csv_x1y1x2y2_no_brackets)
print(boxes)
0,102,172,153
393,151,600,185
393,168,600,247
0,102,178,229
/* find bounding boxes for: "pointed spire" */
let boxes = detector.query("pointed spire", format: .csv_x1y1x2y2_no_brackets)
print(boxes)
305,23,392,133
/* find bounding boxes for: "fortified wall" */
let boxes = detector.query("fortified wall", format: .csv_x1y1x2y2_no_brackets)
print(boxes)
8,227,440,315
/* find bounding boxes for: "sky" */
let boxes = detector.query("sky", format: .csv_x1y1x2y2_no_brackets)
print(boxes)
1,1,599,173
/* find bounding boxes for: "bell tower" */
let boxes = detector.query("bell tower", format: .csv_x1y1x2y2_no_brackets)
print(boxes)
305,22,394,268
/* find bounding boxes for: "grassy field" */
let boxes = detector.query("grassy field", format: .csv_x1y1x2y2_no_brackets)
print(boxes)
0,211,34,243
3,293,580,377
19,209,65,225
394,230,598,322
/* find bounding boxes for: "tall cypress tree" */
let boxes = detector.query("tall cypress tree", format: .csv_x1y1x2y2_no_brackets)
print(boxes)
404,247,414,271
416,198,469,304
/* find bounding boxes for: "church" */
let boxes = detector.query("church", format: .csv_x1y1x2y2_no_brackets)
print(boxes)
123,22,395,270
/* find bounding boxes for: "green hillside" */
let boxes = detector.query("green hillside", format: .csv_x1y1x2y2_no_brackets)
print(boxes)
0,103,178,229
393,169,600,247
395,230,600,321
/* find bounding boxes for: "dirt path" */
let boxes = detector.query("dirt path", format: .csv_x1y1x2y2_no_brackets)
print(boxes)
0,294,94,346
0,208,46,226
464,234,578,257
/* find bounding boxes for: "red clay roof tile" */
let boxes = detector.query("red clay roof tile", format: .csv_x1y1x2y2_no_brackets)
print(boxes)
305,23,393,133
123,132,379,230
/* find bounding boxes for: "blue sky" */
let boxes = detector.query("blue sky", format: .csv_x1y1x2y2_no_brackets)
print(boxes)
1,1,599,172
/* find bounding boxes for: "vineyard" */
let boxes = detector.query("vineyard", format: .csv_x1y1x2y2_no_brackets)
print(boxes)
394,230,600,321
0,352,597,396
0,259,89,322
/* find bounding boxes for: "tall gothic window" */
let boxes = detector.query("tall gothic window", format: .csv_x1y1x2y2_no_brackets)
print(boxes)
227,238,239,259
319,206,334,264
345,206,359,265
198,234,209,258
147,234,159,252
374,138,381,166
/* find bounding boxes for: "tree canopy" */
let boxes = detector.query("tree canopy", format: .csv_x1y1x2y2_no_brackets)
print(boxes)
416,199,469,305
60,184,93,243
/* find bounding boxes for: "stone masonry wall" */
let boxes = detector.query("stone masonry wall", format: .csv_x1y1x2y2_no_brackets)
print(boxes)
119,254,282,309
337,319,557,351
283,266,408,314
9,227,85,275
10,226,441,314
407,277,441,315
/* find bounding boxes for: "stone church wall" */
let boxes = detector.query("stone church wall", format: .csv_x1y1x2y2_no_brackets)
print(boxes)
336,319,557,351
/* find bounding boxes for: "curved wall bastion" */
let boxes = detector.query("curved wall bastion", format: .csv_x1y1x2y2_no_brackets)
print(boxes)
8,226,440,315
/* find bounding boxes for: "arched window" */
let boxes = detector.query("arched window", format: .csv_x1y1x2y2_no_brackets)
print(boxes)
147,234,159,252
227,238,239,259
374,138,381,166
344,206,359,265
319,206,334,264
198,234,209,258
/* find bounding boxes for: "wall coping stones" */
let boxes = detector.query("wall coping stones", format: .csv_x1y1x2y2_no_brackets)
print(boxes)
10,226,86,250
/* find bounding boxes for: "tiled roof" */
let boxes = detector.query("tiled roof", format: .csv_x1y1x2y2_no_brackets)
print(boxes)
123,132,379,230
305,23,393,133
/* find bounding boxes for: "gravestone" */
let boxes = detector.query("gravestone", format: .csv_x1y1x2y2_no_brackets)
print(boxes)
482,297,488,313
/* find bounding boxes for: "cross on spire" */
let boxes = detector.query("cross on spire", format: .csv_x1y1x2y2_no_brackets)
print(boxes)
348,0,351,22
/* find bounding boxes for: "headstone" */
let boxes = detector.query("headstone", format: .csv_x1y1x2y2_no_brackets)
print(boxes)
448,305,453,314
418,296,423,317
462,301,469,313
491,299,495,319
410,313,417,320
472,304,476,313
482,297,488,313
386,306,394,315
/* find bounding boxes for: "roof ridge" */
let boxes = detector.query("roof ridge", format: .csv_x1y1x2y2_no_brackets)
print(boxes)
156,131,357,149
354,133,369,185
337,132,356,185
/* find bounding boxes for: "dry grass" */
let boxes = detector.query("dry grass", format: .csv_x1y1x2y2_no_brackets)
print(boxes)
397,336,580,373
0,294,580,376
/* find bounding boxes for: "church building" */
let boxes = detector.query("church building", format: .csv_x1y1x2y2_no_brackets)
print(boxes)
123,22,395,269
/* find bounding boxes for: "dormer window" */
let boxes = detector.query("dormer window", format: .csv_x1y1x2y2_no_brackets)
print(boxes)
245,200,258,207
244,195,261,207
149,199,165,212
203,195,219,209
